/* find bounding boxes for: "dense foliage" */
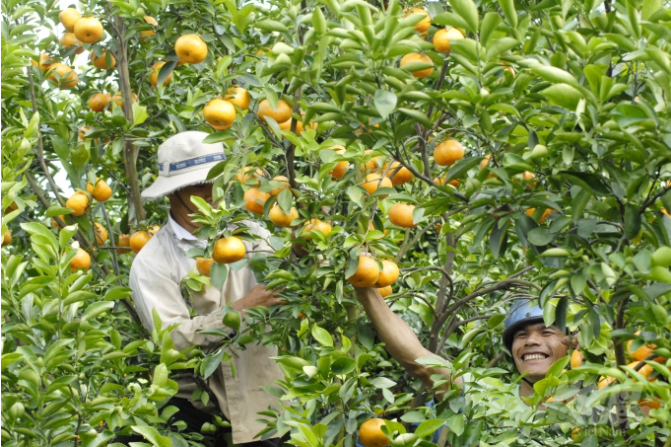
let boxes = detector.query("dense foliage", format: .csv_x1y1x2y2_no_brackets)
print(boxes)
2,0,671,445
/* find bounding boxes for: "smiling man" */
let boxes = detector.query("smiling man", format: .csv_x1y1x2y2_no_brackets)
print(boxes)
353,287,569,400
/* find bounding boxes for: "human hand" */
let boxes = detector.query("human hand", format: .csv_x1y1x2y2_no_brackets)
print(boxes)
231,284,285,312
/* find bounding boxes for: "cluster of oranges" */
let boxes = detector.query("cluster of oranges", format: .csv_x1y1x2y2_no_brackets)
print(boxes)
347,257,399,297
397,8,465,79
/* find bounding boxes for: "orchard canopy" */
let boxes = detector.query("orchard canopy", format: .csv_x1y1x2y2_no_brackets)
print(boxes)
2,0,671,445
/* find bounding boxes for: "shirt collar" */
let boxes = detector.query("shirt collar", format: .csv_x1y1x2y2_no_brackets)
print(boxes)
168,213,199,242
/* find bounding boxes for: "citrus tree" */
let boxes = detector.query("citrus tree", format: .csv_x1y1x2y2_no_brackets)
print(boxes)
2,0,671,445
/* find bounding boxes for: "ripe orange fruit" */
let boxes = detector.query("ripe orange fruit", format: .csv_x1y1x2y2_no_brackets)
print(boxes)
78,126,91,141
384,161,413,186
47,63,78,89
377,285,392,298
638,398,662,411
2,229,12,246
130,231,151,254
330,145,350,179
116,234,131,254
59,8,82,32
144,16,158,26
60,32,83,54
269,205,299,228
70,248,91,271
270,175,290,196
375,260,399,288
597,376,616,390
480,154,491,170
257,99,292,123
87,178,112,202
89,93,112,112
347,256,380,287
303,219,332,237
406,8,431,33
225,87,251,110
94,222,108,246
112,91,138,107
433,176,444,185
628,361,656,381
358,418,390,447
66,192,89,217
196,257,213,276
235,167,263,184
361,149,382,173
389,203,416,228
90,49,116,69
433,28,464,54
362,173,392,196
175,34,208,64
434,140,464,166
212,236,246,263
278,117,314,136
522,171,535,182
243,188,270,215
140,29,155,41
525,208,551,224
74,17,104,44
400,53,434,78
148,225,160,236
204,99,236,130
32,53,53,71
628,331,665,362
149,61,172,87
570,349,584,369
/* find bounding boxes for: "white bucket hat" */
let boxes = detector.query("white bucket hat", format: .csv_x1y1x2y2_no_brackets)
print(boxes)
141,131,226,200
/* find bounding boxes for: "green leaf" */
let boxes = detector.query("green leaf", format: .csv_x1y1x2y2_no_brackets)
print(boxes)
331,356,355,374
311,324,333,347
132,103,148,127
532,66,579,87
541,84,582,109
557,171,610,197
131,426,173,447
373,89,397,120
157,60,176,89
624,204,641,240
498,0,517,28
397,108,431,127
256,20,289,33
527,227,554,246
211,263,229,290
46,206,73,217
449,0,479,32
611,104,649,128
278,188,292,214
414,419,445,438
202,349,225,379
82,301,114,320
447,414,465,436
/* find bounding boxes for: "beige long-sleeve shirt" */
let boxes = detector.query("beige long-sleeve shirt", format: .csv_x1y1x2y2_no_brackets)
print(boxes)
129,217,284,444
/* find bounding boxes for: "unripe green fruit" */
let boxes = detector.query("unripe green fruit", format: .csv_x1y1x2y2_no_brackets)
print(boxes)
392,433,418,447
223,310,241,331
9,402,25,420
649,266,671,283
651,246,671,267
530,144,548,159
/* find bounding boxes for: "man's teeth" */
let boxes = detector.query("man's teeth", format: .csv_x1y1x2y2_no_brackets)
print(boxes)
523,354,548,361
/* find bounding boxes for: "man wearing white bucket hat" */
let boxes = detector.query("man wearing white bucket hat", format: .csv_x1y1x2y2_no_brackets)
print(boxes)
125,131,284,446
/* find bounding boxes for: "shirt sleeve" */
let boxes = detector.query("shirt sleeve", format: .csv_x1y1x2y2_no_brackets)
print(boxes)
129,256,235,352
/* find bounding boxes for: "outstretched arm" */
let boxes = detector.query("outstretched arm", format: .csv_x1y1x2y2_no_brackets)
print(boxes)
354,287,460,399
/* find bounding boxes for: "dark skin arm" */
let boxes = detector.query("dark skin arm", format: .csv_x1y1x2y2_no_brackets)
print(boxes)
354,287,461,399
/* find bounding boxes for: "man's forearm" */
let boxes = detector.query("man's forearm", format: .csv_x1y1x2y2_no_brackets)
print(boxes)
354,287,439,379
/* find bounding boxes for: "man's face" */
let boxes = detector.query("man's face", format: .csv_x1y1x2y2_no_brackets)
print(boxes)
511,323,569,383
170,183,214,224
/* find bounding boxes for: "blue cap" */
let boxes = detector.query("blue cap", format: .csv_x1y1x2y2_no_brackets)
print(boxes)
502,299,545,352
